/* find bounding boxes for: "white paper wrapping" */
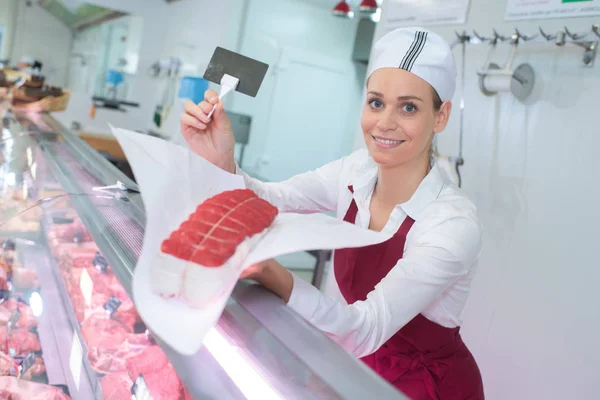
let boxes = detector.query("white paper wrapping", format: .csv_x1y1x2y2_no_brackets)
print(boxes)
110,125,391,355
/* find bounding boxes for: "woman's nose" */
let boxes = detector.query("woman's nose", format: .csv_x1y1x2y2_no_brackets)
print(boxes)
376,112,397,131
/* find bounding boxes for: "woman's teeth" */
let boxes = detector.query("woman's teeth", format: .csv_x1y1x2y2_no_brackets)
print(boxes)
372,136,404,145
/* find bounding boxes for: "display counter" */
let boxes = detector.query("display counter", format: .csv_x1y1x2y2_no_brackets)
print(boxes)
0,104,404,399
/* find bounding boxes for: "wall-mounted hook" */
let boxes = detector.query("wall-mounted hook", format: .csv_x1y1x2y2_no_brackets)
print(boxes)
572,41,597,66
493,29,508,43
539,27,556,41
509,31,520,45
562,26,597,66
564,26,587,41
515,28,537,42
472,30,489,43
455,30,471,44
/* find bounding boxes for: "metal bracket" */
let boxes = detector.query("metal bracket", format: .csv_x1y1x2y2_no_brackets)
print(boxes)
564,26,598,66
579,41,597,67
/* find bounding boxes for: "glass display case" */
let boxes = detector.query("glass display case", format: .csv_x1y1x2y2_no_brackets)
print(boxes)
0,104,404,399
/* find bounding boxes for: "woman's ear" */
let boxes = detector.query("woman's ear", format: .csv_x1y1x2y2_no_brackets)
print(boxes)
434,101,452,133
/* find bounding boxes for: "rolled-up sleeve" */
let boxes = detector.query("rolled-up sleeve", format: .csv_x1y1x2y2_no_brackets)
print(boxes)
287,215,482,358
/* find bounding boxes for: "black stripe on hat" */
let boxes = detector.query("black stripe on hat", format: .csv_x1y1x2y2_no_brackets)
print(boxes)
399,32,420,70
405,31,427,72
399,31,428,72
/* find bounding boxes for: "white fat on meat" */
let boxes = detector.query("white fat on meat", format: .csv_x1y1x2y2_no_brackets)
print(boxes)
152,231,264,308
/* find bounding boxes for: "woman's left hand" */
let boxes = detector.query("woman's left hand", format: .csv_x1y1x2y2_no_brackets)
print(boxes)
238,259,294,303
239,259,271,281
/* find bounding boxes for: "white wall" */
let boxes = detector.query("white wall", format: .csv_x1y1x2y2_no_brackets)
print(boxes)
370,1,600,399
224,0,364,178
53,0,235,136
6,0,73,87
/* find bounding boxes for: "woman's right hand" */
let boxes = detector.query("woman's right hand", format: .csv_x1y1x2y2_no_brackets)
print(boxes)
180,89,236,174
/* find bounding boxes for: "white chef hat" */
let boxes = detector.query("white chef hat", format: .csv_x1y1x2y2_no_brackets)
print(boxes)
366,27,457,102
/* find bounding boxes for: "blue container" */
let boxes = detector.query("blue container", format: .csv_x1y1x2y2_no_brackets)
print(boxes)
178,76,209,104
106,69,124,86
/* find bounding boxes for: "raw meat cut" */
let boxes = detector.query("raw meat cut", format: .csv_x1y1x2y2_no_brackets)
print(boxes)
0,308,11,325
0,266,7,291
11,268,40,289
0,351,17,376
154,189,277,306
81,311,132,351
2,300,38,330
53,242,98,263
126,345,183,399
0,376,71,400
142,364,183,400
0,327,41,356
0,347,44,380
21,357,46,380
161,189,277,266
47,222,92,243
126,345,169,379
101,373,132,400
104,371,187,400
58,247,98,269
88,334,151,374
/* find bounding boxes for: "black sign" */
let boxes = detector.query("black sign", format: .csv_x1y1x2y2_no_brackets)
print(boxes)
130,374,150,398
17,352,36,375
73,229,84,244
93,252,108,273
103,296,121,316
52,216,74,224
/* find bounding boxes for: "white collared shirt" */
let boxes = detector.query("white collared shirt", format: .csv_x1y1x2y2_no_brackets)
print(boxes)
237,148,482,358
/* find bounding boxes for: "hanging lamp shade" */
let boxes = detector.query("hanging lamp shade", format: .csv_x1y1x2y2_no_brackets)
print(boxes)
333,1,354,18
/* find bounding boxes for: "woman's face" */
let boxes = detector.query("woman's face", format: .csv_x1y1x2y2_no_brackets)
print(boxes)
361,68,451,169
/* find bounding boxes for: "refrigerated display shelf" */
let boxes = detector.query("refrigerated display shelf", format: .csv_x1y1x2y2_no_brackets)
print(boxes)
19,242,98,400
38,233,102,399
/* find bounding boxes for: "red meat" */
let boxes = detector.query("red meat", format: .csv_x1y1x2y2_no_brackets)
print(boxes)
88,334,151,374
21,357,46,381
47,222,92,243
0,327,41,356
161,189,277,266
1,300,38,330
101,373,132,400
0,376,71,400
0,351,17,376
125,346,169,380
80,312,131,351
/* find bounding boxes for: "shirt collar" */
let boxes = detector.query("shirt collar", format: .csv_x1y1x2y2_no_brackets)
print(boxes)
349,157,446,220
401,162,445,220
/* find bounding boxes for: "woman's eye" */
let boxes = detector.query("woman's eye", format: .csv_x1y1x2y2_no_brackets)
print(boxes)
369,99,384,109
402,103,417,113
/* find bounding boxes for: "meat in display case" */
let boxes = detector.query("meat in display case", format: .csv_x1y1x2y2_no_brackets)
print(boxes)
0,109,190,399
0,105,404,400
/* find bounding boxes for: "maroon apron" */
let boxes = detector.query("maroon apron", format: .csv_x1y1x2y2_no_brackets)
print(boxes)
334,187,484,400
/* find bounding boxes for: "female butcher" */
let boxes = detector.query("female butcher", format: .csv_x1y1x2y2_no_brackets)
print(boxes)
180,27,484,399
